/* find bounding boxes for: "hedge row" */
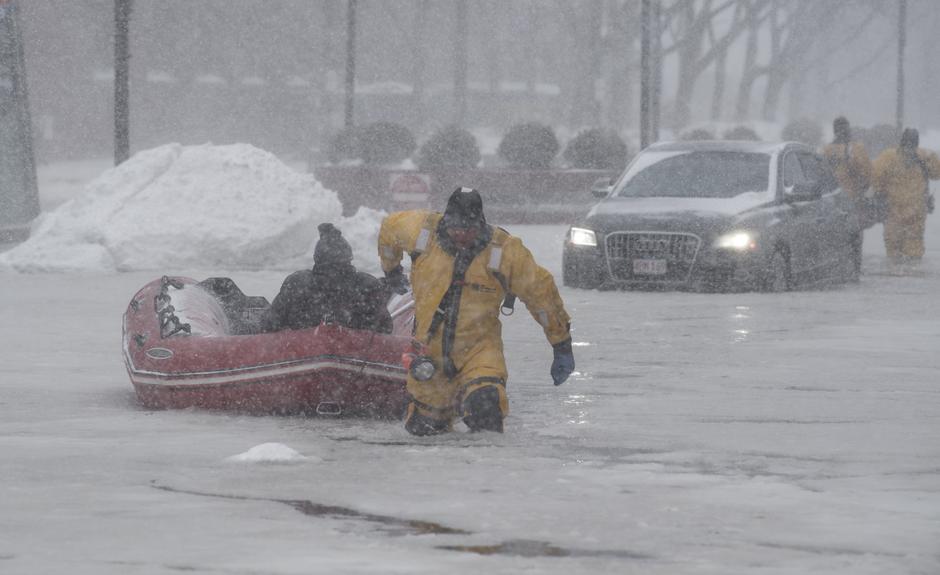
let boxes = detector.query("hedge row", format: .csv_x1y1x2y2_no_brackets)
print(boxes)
327,122,631,171
330,118,888,170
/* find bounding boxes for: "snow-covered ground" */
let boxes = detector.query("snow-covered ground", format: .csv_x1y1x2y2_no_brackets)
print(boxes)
1,150,939,574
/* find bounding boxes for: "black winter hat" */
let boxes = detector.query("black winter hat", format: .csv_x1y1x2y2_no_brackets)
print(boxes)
442,187,485,228
313,223,353,265
900,128,919,149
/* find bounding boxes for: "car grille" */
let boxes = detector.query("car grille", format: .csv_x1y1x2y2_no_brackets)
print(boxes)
605,232,701,282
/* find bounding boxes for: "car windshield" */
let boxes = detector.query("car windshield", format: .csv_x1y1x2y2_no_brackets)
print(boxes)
613,151,771,199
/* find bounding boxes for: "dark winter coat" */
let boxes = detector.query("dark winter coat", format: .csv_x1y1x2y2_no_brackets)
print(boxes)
260,262,392,334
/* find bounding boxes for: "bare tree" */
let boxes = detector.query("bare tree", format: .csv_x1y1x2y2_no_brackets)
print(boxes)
453,0,468,125
760,1,843,121
555,0,605,127
733,0,767,120
660,0,754,129
603,0,640,129
410,0,429,131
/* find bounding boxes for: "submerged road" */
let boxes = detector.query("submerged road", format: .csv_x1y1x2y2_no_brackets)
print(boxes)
1,223,938,574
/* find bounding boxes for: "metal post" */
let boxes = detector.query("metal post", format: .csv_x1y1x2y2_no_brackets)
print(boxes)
344,0,357,129
640,0,651,149
651,0,661,143
114,0,131,165
895,0,906,134
0,0,39,236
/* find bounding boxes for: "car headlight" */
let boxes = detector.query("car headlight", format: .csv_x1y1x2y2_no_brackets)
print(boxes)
568,227,597,247
715,231,756,251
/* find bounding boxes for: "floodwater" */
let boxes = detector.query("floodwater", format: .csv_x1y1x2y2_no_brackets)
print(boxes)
1,222,939,574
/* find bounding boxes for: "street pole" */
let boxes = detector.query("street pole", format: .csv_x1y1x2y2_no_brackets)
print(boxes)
344,0,357,129
0,0,39,239
640,0,651,149
114,0,131,165
896,0,906,135
651,0,661,143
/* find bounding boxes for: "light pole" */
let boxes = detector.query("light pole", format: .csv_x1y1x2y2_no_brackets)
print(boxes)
0,0,39,239
896,0,906,134
114,0,131,165
344,0,357,129
651,0,661,143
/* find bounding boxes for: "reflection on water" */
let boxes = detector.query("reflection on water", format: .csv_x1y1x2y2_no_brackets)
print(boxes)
565,394,589,405
731,305,751,343
565,394,591,425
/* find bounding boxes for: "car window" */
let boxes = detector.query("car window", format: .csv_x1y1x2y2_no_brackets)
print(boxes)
797,153,821,183
798,152,838,192
613,151,770,199
783,153,806,188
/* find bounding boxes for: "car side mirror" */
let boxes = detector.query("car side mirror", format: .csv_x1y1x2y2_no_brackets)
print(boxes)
785,182,821,202
591,177,612,198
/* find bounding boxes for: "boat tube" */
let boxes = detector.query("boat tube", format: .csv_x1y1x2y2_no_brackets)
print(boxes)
122,276,414,417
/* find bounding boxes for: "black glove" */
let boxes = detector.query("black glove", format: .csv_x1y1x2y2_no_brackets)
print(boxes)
383,265,410,295
550,338,575,386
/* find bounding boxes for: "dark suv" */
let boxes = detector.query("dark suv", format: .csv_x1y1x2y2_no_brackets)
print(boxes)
562,141,862,291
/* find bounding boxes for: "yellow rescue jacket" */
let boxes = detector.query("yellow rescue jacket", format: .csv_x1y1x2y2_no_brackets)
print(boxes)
872,148,940,220
378,211,571,353
821,141,872,201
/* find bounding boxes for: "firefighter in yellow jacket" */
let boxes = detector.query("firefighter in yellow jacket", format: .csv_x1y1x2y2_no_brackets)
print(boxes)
821,117,872,275
872,128,940,265
379,187,574,435
821,117,872,211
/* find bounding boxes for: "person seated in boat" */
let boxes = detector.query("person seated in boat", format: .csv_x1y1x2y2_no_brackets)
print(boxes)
260,223,393,334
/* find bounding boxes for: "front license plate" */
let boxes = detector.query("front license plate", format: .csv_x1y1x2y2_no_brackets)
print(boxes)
633,259,667,275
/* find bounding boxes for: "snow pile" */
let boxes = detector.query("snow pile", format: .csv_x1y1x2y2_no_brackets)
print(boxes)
225,443,318,464
0,143,386,273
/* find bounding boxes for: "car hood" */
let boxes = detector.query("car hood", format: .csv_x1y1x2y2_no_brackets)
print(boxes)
583,193,774,235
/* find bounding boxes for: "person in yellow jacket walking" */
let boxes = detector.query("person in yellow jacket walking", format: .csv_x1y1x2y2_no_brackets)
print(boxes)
378,187,575,435
821,117,873,218
821,117,873,275
872,128,940,266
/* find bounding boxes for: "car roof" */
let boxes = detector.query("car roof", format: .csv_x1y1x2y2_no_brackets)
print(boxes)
644,140,808,154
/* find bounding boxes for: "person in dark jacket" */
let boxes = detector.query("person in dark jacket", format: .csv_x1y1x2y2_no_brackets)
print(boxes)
260,223,393,334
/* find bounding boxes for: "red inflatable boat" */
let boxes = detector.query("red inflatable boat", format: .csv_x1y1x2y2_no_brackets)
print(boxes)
122,276,414,417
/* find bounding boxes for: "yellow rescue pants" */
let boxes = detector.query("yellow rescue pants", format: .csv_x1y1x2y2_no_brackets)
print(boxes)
405,334,509,427
883,212,926,261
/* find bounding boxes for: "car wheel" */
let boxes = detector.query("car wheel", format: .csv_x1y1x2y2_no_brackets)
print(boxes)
563,262,601,289
562,263,578,288
763,250,791,292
